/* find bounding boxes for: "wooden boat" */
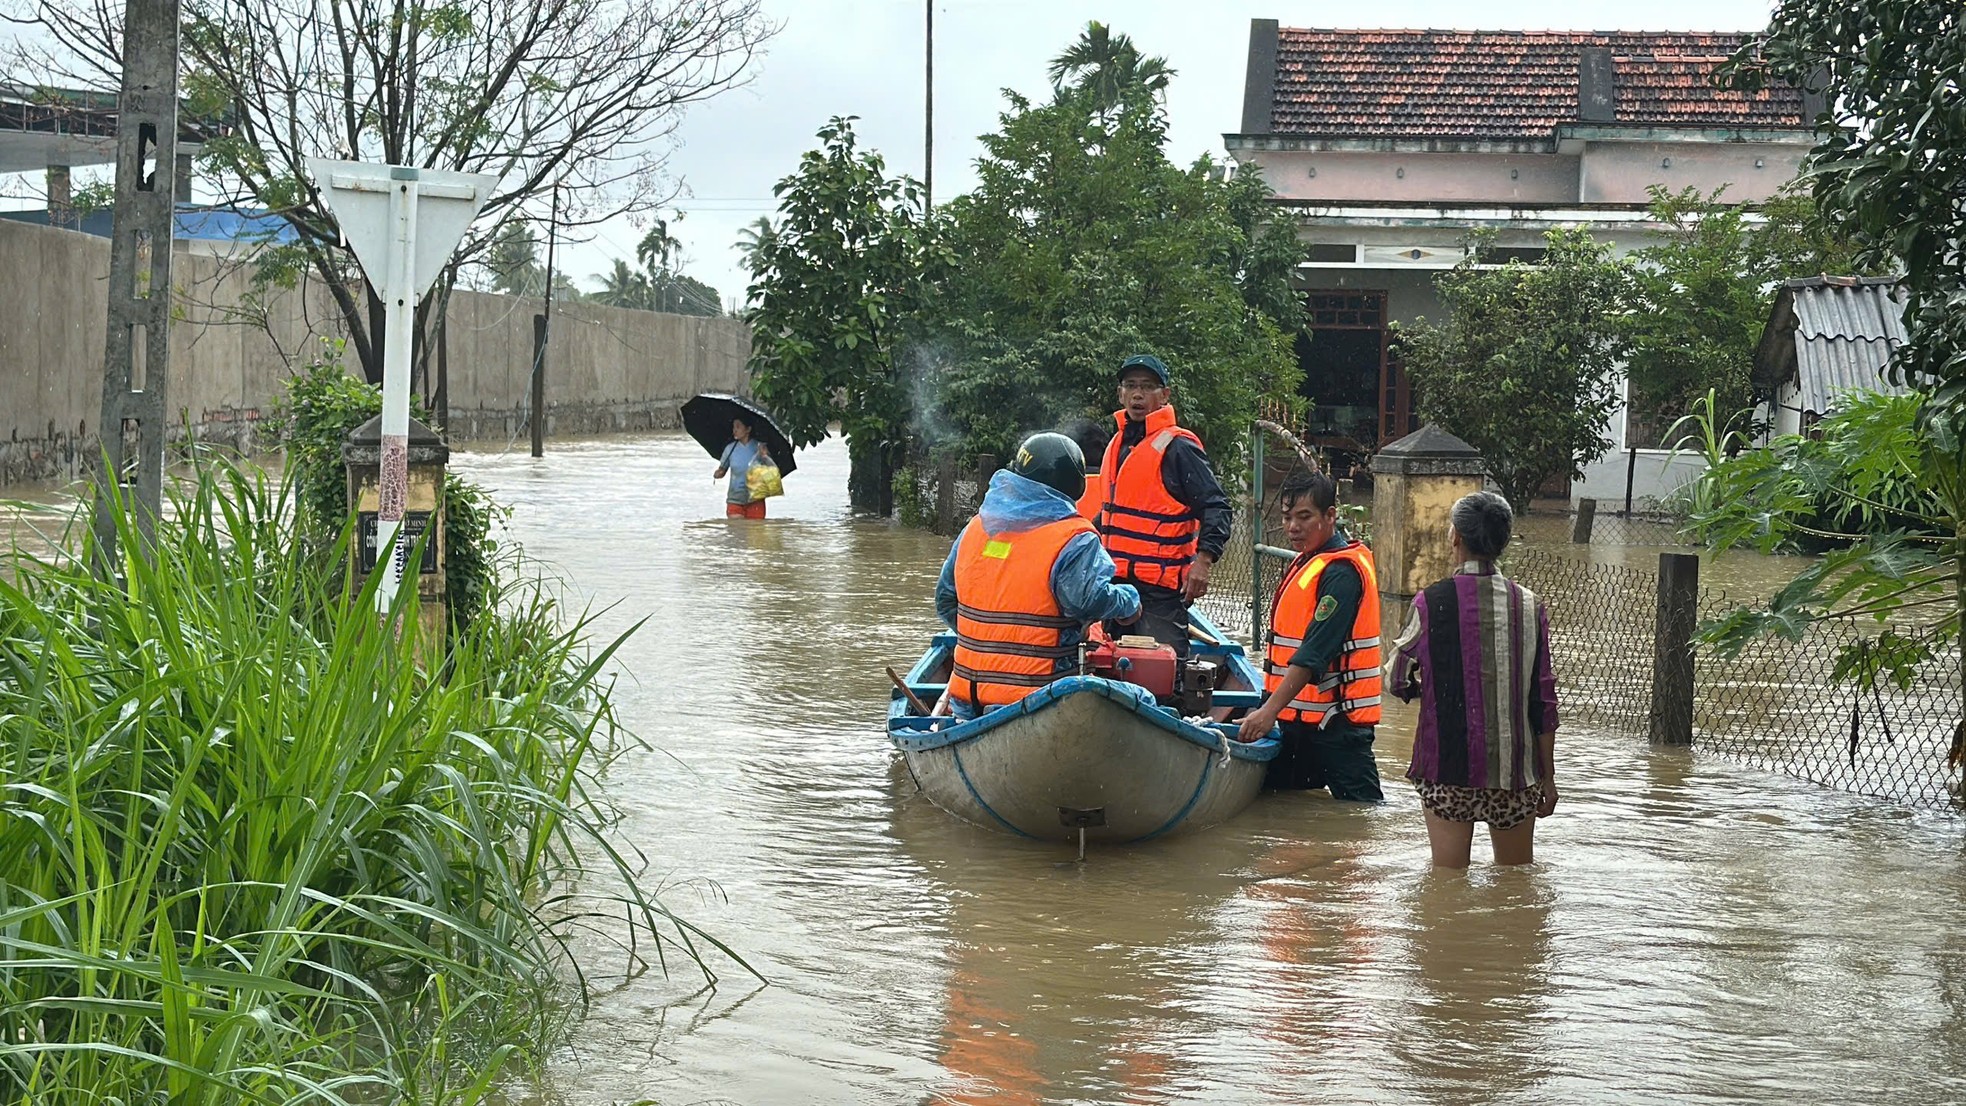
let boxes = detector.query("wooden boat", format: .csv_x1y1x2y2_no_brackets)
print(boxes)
885,608,1281,845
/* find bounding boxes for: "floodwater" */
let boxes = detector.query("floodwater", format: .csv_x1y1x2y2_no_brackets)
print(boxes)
8,438,1966,1104
440,433,1966,1106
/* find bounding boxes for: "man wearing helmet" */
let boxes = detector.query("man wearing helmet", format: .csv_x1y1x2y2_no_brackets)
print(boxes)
1095,354,1233,660
936,432,1143,719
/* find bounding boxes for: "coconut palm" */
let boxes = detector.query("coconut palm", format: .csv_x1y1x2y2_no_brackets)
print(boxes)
1047,21,1174,120
735,215,776,276
592,258,652,309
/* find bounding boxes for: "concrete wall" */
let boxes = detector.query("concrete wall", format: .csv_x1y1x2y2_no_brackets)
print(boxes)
1578,141,1803,204
0,219,751,484
1571,448,1707,511
1255,151,1580,204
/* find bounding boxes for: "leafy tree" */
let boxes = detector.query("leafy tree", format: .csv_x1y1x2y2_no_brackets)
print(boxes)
4,0,770,382
489,221,548,297
1398,229,1632,510
1699,5,1966,721
1623,185,1885,444
734,216,776,281
919,77,1298,472
746,117,942,515
1727,3,1964,422
1685,391,1960,698
589,244,721,316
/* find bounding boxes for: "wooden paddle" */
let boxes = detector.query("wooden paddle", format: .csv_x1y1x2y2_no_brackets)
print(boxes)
885,666,932,715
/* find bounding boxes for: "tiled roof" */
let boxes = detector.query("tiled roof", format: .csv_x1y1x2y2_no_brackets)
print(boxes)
1269,29,1806,140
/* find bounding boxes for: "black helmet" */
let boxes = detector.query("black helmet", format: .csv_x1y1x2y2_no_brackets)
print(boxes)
1010,432,1086,501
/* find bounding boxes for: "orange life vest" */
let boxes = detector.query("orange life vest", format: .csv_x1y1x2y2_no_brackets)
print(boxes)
1098,405,1203,592
1264,542,1382,727
949,513,1096,710
1075,471,1104,521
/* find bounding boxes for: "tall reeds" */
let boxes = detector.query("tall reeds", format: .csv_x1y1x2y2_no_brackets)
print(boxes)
0,458,734,1103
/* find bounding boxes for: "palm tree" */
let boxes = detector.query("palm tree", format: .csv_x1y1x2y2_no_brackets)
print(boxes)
591,258,652,310
1047,21,1174,120
735,215,775,277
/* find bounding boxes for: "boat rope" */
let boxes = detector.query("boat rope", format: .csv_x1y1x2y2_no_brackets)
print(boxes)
1215,726,1233,768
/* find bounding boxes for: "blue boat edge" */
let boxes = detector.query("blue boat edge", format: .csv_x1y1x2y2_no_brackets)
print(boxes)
883,607,1282,763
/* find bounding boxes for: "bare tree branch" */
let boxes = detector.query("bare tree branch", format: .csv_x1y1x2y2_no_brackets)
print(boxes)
3,0,774,382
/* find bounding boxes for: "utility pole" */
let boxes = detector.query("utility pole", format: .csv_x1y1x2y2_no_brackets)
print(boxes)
924,0,933,213
94,0,181,564
531,183,560,459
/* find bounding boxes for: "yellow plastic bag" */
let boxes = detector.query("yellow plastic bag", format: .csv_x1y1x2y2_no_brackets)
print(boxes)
746,461,785,500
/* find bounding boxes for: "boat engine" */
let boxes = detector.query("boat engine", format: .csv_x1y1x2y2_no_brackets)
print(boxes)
1083,632,1181,699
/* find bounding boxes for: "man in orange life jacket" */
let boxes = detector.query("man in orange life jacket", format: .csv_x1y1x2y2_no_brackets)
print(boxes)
1237,472,1384,801
936,433,1142,719
1060,417,1110,522
1096,355,1233,663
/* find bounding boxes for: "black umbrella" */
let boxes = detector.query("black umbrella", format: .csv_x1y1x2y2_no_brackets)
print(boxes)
680,393,798,476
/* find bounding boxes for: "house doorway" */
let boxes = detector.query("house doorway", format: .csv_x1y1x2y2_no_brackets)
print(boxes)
1296,290,1414,459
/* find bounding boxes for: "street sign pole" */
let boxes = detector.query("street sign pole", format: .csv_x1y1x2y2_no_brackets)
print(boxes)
307,159,497,615
376,169,421,610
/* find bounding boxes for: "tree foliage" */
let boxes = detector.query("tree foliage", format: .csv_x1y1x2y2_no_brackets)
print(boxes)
1726,1,1964,424
917,80,1299,472
1047,20,1174,126
744,116,943,514
1685,391,1959,691
1702,2,1966,717
589,226,722,315
3,0,769,381
1399,229,1631,510
1623,185,1884,444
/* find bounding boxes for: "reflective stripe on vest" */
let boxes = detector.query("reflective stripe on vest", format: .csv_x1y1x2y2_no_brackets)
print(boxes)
1097,405,1202,591
948,513,1096,710
1263,542,1383,727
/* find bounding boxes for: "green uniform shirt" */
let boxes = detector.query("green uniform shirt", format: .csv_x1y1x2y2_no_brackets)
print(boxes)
1288,533,1364,677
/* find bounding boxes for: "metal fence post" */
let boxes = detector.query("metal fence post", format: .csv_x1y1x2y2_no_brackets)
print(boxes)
936,453,956,534
1649,551,1699,746
1250,424,1265,643
1624,446,1639,517
1572,497,1597,544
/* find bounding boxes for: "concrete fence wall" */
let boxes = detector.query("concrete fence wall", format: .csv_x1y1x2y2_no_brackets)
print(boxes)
0,219,751,485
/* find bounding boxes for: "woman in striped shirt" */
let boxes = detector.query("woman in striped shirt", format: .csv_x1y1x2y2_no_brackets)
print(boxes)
1386,491,1560,868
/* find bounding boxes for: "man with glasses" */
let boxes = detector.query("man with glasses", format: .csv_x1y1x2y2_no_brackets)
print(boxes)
1095,354,1232,663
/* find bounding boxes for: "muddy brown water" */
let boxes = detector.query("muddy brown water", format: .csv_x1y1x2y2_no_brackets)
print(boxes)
10,437,1966,1104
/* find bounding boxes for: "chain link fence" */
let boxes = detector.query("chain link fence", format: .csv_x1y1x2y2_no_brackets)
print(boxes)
1501,547,1662,738
1693,607,1963,809
1500,545,1964,811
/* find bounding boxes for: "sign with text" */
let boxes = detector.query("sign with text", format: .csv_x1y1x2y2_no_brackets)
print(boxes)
357,510,438,575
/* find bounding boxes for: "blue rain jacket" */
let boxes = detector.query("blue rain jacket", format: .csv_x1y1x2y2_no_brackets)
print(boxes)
935,472,1142,718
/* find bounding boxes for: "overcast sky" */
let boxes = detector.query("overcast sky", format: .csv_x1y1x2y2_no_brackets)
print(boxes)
589,0,1783,312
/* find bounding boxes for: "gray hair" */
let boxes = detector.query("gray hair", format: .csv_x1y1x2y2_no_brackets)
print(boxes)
1451,490,1514,560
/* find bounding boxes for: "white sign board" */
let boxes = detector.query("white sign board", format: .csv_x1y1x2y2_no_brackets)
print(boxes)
307,159,498,615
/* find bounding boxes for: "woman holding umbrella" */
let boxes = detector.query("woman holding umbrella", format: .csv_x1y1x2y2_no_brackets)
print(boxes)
683,393,797,519
712,414,775,519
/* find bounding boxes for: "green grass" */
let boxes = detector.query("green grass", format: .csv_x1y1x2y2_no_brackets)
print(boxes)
0,457,742,1103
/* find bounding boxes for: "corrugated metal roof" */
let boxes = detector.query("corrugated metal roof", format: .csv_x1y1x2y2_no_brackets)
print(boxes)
1784,279,1910,414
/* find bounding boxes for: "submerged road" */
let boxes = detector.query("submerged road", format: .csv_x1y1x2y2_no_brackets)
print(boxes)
418,433,1966,1103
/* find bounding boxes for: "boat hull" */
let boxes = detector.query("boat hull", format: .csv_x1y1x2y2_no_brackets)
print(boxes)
889,677,1277,843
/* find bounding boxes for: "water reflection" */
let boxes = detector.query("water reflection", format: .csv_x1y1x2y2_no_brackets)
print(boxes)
1392,870,1554,1106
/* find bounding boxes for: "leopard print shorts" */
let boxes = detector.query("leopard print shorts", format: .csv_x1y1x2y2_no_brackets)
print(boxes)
1411,778,1544,830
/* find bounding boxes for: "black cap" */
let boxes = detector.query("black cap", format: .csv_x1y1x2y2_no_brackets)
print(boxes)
1010,432,1086,501
1118,354,1170,387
